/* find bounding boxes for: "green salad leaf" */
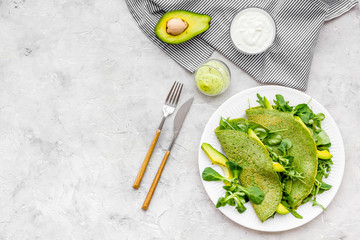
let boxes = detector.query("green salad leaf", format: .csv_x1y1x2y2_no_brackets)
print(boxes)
226,160,243,179
256,93,267,108
293,104,315,124
264,133,282,146
267,143,305,184
274,94,293,112
254,127,267,140
313,129,331,146
278,139,293,156
202,167,226,182
219,117,238,131
241,186,265,205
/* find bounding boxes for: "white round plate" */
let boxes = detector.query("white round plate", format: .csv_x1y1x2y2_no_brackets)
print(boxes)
198,86,345,232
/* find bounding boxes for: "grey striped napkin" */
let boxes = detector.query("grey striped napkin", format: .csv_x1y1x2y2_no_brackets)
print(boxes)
126,0,358,90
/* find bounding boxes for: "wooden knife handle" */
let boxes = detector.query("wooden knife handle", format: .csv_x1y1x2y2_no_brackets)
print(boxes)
133,129,161,189
142,150,171,210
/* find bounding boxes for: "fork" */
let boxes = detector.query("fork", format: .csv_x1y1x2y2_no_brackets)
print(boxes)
133,81,183,189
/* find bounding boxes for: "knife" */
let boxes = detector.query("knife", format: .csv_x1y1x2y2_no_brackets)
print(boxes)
142,97,194,210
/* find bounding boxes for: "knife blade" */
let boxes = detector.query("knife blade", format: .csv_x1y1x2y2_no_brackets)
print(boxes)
142,96,194,210
168,96,194,150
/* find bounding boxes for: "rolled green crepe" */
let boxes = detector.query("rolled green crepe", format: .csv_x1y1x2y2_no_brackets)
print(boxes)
246,108,318,208
215,119,282,222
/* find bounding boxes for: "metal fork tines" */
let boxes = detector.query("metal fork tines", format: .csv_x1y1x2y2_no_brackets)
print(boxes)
133,81,183,189
160,81,183,128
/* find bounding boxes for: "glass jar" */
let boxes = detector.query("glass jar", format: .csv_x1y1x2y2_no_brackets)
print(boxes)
195,59,231,96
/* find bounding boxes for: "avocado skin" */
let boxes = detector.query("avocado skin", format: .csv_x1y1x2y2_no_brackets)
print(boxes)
154,10,211,44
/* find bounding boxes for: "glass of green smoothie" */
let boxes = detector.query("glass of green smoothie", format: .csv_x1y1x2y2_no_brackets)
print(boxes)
195,59,231,96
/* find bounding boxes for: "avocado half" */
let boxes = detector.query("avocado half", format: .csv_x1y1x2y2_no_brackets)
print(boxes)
155,10,211,44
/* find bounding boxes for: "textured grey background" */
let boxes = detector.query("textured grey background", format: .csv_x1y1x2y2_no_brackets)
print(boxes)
0,0,359,239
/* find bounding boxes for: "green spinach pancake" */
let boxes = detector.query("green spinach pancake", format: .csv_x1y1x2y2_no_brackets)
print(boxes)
246,108,318,208
215,119,282,222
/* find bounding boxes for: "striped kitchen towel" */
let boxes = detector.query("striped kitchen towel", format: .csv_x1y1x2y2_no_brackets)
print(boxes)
126,0,358,90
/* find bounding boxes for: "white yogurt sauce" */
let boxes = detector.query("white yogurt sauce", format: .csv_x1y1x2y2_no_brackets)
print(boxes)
230,8,276,54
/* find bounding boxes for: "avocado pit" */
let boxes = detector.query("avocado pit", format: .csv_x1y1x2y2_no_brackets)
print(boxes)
166,18,189,36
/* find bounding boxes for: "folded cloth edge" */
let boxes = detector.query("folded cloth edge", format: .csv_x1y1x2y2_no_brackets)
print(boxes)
325,0,358,21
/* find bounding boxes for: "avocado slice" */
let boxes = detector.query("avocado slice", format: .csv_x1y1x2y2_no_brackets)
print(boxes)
317,149,332,159
263,97,273,110
201,143,233,181
273,162,285,172
219,165,233,182
155,10,211,44
294,116,311,134
248,128,265,147
276,203,290,215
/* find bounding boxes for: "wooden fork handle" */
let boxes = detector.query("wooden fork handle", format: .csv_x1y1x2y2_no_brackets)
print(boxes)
142,150,170,210
133,129,161,189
